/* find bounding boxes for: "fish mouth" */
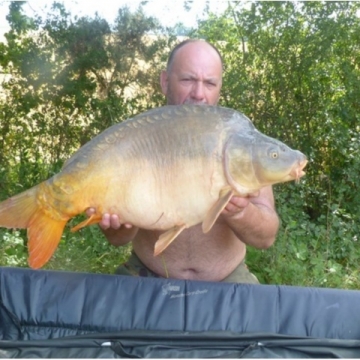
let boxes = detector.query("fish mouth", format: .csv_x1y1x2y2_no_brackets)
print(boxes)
290,158,308,182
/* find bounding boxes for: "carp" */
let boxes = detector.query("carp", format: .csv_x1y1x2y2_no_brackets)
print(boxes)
0,105,307,269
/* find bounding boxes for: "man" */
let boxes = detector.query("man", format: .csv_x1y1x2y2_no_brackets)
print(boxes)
88,39,279,283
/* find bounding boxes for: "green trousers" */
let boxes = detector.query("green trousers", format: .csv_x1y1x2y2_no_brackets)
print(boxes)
115,251,259,284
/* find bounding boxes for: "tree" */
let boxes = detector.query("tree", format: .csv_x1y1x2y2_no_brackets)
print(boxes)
0,1,170,193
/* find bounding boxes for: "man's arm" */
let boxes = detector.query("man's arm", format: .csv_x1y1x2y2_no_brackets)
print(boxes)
221,186,279,249
86,209,138,246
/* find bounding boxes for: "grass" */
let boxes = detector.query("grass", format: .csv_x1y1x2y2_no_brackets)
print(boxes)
0,226,132,274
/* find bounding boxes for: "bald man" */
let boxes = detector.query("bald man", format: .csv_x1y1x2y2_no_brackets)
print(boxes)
88,39,279,283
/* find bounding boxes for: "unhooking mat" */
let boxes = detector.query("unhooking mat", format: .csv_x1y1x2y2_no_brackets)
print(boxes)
1,266,360,358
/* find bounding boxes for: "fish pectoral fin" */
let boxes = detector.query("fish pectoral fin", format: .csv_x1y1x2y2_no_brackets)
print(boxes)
154,224,186,256
70,213,102,232
202,188,234,233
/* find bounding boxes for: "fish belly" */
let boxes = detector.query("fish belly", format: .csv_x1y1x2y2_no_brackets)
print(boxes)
97,158,226,230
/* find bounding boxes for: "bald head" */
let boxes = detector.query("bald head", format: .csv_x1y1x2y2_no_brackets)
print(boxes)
166,39,224,72
160,39,223,105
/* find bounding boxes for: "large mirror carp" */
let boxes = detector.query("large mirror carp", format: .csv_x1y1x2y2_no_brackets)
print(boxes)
0,105,307,268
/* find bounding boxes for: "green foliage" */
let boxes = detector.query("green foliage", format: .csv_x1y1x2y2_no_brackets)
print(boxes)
45,225,132,274
193,1,360,288
0,229,28,267
247,183,360,289
0,1,170,271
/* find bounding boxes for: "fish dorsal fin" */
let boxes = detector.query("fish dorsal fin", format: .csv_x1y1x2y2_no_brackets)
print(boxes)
202,188,234,233
70,213,102,232
154,224,186,256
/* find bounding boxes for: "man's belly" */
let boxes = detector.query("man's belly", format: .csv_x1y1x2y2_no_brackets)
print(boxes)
132,225,247,282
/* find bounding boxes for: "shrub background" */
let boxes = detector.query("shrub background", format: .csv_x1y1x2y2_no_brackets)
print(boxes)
0,1,359,288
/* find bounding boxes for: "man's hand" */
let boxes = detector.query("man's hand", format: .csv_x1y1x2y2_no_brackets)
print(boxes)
220,187,279,249
222,193,259,218
86,208,133,230
86,208,137,246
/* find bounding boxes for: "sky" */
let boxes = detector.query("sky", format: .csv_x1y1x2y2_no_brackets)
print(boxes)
0,0,230,37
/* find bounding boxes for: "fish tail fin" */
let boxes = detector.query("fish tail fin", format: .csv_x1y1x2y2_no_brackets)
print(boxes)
28,214,67,269
0,185,68,269
0,187,38,228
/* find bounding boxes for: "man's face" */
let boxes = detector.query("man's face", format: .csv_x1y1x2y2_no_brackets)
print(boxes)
160,42,223,106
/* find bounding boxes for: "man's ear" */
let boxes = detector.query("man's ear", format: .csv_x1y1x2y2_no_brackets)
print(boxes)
160,70,168,95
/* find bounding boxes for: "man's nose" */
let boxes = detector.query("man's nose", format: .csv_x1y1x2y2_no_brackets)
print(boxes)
191,81,205,100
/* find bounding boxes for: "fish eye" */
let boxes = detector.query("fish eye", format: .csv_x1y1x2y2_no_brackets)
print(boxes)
270,151,279,159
